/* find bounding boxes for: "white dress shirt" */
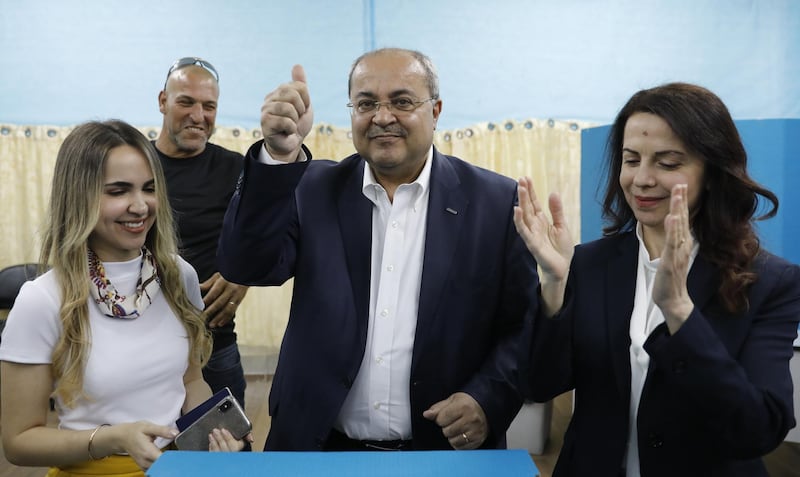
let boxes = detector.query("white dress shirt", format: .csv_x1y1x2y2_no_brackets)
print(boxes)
334,148,433,440
257,144,434,440
625,223,698,475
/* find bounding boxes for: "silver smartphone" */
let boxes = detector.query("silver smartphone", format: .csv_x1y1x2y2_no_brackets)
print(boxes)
173,393,252,450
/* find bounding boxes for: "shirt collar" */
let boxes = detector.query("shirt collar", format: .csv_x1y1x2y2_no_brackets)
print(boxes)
634,221,699,269
362,146,434,199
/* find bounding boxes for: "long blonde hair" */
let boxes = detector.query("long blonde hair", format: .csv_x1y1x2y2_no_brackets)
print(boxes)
40,120,212,406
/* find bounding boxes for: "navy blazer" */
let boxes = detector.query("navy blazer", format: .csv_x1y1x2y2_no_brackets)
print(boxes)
525,232,800,476
218,142,538,450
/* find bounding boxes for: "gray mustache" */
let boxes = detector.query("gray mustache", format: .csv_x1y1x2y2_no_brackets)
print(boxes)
367,126,407,138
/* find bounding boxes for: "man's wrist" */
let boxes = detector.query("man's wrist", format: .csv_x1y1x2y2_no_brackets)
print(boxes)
259,143,306,164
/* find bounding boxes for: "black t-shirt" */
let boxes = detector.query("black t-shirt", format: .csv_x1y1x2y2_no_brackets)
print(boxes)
154,142,244,350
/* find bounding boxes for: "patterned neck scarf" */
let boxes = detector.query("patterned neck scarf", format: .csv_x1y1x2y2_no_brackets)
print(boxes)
88,247,161,319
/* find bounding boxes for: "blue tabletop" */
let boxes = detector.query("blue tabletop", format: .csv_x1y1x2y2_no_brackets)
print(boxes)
146,449,539,477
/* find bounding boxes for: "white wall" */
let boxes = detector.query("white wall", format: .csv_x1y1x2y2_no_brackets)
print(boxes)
1,0,798,130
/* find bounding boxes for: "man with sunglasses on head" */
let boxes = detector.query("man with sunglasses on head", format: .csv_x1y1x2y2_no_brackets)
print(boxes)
154,57,249,447
218,48,539,452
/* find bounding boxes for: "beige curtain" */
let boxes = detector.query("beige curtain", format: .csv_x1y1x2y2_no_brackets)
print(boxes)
0,119,590,350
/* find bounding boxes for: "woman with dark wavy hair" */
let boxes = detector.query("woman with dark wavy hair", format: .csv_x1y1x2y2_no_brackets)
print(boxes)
515,83,800,476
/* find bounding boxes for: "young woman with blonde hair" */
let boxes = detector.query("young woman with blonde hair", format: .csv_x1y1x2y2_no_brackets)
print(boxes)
1,120,247,476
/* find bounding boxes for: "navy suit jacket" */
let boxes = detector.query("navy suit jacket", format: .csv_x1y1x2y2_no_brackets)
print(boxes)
218,142,538,450
525,232,800,476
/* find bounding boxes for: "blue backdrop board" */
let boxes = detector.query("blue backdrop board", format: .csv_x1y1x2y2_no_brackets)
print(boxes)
146,449,539,476
580,119,800,266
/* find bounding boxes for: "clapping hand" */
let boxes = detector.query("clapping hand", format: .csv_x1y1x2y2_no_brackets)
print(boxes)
513,176,574,315
652,184,695,333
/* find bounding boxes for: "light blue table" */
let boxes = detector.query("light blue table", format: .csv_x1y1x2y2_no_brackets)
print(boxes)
147,449,539,476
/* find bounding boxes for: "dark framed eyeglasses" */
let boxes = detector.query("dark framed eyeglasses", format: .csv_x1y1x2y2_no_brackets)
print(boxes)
165,57,219,86
347,97,436,115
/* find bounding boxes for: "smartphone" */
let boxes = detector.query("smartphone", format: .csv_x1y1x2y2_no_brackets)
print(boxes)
176,387,233,432
174,389,252,450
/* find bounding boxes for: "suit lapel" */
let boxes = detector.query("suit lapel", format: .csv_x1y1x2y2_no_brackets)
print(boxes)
603,236,717,400
606,234,638,400
338,159,373,336
413,151,467,370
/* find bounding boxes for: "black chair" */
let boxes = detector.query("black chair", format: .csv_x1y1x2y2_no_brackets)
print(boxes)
0,263,45,338
0,263,51,409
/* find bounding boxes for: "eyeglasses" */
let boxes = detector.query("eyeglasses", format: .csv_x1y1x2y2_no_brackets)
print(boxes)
347,97,436,115
165,57,219,86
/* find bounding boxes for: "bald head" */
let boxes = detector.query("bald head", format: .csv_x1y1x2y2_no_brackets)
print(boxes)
348,48,439,100
156,65,220,158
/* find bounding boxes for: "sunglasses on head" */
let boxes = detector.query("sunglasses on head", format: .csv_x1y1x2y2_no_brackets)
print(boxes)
165,57,219,86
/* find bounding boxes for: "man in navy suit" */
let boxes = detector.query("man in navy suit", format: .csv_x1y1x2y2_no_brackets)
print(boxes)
218,48,538,451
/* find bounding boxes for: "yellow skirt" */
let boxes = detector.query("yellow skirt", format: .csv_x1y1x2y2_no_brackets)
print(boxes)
46,455,144,477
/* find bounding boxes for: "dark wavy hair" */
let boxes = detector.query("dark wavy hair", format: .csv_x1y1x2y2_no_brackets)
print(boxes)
600,82,778,312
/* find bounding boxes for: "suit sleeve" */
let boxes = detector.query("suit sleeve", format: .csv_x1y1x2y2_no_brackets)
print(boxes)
217,140,310,286
519,259,580,403
459,194,541,439
644,256,800,458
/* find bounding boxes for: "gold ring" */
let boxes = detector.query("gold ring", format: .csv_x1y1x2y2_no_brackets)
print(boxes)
462,432,469,444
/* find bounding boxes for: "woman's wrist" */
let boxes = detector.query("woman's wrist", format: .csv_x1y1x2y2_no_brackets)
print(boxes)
87,423,110,460
663,300,694,334
540,277,568,318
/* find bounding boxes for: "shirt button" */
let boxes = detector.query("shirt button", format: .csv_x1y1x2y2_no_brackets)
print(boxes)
380,309,389,317
375,356,383,364
373,402,381,409
386,265,394,272
391,221,398,228
648,433,664,448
